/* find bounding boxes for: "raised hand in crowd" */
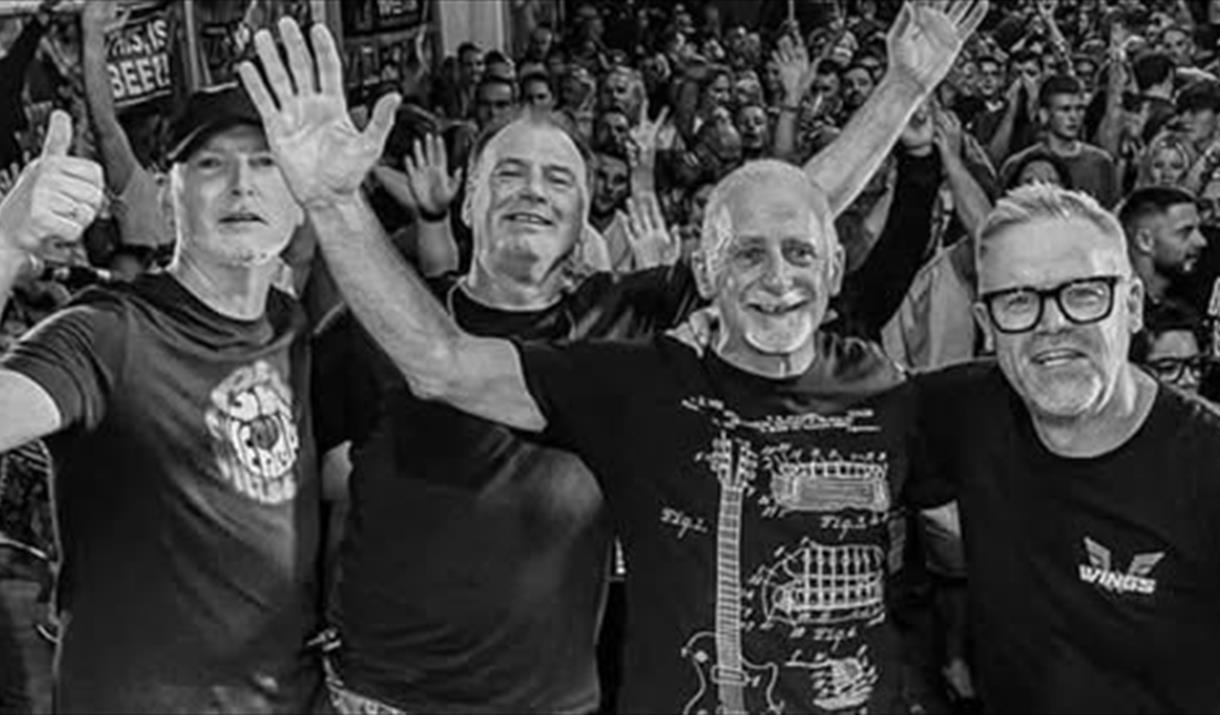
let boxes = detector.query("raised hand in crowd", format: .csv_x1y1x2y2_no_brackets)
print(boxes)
238,18,400,209
0,112,102,316
403,134,461,219
618,193,678,270
771,34,816,108
0,112,101,263
886,0,989,95
932,99,964,161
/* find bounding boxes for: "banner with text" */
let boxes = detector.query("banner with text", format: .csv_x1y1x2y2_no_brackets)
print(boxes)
107,2,173,109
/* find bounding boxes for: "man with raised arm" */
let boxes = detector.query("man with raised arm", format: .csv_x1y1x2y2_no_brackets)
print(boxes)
0,90,324,712
242,6,986,713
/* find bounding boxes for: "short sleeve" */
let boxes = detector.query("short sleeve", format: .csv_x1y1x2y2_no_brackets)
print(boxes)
514,337,670,465
0,298,129,432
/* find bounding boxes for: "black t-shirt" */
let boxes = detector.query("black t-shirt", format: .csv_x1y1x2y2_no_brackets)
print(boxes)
1,273,321,713
516,332,919,714
908,361,1220,713
314,266,700,713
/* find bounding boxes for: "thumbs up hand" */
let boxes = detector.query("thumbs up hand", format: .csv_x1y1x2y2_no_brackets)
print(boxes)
0,111,105,262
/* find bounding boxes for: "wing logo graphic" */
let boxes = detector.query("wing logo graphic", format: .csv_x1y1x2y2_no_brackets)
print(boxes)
1078,537,1164,595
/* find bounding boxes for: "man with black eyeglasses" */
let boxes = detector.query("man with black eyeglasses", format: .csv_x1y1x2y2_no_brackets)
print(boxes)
905,183,1220,713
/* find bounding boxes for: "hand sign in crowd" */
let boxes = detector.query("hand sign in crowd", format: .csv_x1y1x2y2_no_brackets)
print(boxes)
2,1,1220,714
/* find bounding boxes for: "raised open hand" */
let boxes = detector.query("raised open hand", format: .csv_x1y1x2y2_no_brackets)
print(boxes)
887,0,989,95
237,18,401,209
0,112,103,262
619,193,678,269
772,34,816,104
629,98,671,160
404,134,461,218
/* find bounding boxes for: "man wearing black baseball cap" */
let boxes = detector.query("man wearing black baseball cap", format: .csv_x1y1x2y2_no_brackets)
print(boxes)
0,84,324,713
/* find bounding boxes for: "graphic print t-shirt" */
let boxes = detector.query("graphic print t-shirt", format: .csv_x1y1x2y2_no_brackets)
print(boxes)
517,333,915,714
907,362,1220,713
314,265,701,713
1,273,320,713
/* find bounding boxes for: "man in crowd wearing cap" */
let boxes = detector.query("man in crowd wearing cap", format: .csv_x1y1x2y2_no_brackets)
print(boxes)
0,86,324,712
241,4,985,713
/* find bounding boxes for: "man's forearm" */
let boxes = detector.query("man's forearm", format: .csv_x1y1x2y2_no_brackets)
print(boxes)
307,194,462,396
82,18,138,193
803,74,926,217
943,152,991,240
307,194,546,431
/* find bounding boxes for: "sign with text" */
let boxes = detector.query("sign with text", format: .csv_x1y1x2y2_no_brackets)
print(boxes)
107,3,173,109
342,0,423,36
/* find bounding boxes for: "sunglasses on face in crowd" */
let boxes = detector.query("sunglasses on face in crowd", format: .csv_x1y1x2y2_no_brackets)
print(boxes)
980,275,1123,334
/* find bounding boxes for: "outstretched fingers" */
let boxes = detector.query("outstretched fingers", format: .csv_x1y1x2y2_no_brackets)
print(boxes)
312,23,344,98
365,92,402,154
959,0,989,38
279,17,317,96
237,61,282,133
253,29,295,109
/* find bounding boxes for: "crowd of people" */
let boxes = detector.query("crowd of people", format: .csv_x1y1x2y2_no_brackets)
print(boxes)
2,0,1220,713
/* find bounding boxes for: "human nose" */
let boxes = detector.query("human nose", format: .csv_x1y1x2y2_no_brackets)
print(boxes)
229,159,255,196
760,250,793,292
1035,292,1071,332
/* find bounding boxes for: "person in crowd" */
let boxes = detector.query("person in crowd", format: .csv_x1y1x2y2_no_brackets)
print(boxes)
0,91,324,712
1131,298,1207,394
238,5,986,713
1001,74,1119,206
520,69,556,111
1007,148,1076,188
841,60,878,120
909,184,1220,713
1135,130,1195,188
1118,185,1207,311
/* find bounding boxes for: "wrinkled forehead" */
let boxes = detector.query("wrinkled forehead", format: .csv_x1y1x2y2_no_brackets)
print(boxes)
481,120,585,174
706,178,833,257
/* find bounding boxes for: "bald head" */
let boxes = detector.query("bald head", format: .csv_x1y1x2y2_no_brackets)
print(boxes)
701,160,836,274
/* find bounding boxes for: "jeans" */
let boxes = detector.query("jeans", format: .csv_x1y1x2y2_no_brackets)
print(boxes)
0,550,53,715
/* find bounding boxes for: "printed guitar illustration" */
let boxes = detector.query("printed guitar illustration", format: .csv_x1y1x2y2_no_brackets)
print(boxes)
683,435,782,715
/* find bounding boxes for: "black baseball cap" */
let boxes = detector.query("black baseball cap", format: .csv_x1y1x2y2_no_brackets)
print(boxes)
167,83,264,163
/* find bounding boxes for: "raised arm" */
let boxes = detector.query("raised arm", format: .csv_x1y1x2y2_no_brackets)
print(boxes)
81,0,141,195
238,19,545,432
803,0,987,216
0,111,104,451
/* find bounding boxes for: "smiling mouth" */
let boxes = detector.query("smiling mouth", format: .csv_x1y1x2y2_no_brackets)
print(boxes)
1032,348,1086,367
748,301,808,317
504,212,555,227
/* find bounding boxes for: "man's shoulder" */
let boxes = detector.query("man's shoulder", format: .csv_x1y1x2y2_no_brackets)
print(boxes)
910,358,1006,400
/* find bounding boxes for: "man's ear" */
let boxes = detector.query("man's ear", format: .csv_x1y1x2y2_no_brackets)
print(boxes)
1037,107,1049,127
972,301,996,353
1126,275,1146,334
690,249,716,300
1132,227,1154,255
827,242,845,296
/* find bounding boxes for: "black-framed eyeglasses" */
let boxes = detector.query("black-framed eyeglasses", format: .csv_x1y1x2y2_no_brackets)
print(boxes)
980,275,1123,334
1145,355,1206,385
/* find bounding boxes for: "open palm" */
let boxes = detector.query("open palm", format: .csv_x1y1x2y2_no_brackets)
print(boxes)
238,19,400,207
887,0,989,93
